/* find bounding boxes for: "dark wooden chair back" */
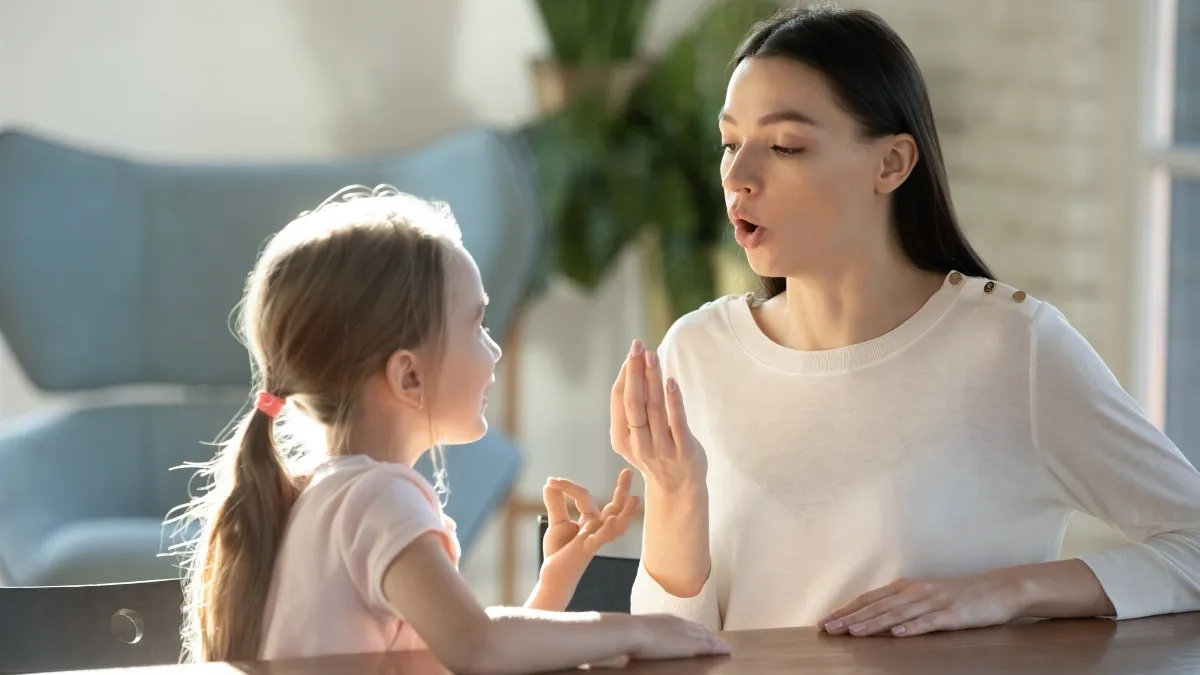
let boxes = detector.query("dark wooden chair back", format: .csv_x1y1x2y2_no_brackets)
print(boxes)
0,578,184,674
536,515,639,613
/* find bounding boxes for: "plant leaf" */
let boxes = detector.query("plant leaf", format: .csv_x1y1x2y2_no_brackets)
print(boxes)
535,0,654,65
659,230,715,317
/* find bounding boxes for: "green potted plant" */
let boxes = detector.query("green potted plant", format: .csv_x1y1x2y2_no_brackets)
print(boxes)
529,0,654,115
523,0,780,328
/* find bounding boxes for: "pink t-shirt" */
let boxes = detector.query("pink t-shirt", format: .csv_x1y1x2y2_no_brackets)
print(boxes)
259,455,460,660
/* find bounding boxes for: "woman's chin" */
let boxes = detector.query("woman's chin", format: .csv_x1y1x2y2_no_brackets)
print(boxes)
744,250,789,279
744,246,812,280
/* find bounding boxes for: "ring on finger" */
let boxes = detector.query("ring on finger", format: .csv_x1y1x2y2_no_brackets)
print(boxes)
627,422,648,429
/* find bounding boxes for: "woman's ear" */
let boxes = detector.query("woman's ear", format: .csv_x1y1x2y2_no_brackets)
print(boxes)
875,133,919,195
385,349,425,410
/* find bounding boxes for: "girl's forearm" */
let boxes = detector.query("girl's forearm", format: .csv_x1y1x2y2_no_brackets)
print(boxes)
471,609,639,675
523,571,579,611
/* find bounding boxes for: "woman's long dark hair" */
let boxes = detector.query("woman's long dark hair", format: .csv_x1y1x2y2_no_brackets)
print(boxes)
733,4,993,298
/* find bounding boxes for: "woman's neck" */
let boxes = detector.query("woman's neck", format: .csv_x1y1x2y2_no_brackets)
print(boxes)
759,252,944,352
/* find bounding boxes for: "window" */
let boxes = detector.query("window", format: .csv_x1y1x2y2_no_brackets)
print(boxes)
1145,0,1200,464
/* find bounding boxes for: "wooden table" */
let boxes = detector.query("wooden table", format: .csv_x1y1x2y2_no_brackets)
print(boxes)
60,612,1200,674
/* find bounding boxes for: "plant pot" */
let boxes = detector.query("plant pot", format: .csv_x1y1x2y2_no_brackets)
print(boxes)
530,58,650,116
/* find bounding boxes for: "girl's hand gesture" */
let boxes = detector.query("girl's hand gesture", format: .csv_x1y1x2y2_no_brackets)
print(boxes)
530,469,640,610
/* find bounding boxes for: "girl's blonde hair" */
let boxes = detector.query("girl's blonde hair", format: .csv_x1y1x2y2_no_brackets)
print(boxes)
175,185,462,662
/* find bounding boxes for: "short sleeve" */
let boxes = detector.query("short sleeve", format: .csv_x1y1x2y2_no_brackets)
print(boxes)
334,468,451,616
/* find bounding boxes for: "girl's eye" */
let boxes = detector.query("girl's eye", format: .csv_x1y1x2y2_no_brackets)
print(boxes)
719,143,739,154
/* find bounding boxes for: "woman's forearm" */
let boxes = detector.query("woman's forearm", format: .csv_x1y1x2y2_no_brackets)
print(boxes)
641,482,711,598
1009,558,1116,619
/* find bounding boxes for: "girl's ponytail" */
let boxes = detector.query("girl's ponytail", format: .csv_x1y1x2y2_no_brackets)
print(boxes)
184,398,301,662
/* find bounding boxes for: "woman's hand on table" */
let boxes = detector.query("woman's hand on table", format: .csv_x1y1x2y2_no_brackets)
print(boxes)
819,571,1024,637
820,559,1115,637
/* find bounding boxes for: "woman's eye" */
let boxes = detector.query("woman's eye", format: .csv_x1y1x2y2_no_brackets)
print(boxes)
719,142,803,156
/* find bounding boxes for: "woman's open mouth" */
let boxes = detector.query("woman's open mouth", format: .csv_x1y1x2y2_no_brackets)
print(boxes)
732,218,765,249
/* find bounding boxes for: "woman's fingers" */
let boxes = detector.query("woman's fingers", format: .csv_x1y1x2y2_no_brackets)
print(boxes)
832,593,917,636
892,610,955,637
821,581,905,633
610,357,630,451
846,598,940,637
546,478,601,518
664,377,692,445
643,348,673,447
623,340,650,429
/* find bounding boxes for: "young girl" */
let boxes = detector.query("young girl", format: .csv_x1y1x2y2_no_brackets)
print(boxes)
178,185,728,673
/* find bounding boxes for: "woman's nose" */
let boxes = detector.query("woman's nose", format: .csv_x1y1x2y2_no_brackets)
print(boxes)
721,154,759,195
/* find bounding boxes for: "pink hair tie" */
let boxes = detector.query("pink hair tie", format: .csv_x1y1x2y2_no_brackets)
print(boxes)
255,391,287,419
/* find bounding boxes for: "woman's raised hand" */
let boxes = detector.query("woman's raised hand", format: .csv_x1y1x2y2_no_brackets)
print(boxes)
609,340,707,494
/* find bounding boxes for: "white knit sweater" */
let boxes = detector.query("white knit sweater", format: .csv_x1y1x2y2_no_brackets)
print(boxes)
630,272,1200,630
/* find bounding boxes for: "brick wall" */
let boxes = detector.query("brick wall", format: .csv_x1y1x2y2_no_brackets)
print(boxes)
857,0,1145,388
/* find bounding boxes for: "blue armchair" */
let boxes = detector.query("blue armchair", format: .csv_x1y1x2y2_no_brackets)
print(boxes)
0,126,542,585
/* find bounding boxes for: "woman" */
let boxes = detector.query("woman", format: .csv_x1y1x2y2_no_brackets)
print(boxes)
607,5,1200,638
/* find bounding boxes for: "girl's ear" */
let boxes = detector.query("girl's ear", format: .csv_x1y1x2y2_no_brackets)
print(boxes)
385,349,425,410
